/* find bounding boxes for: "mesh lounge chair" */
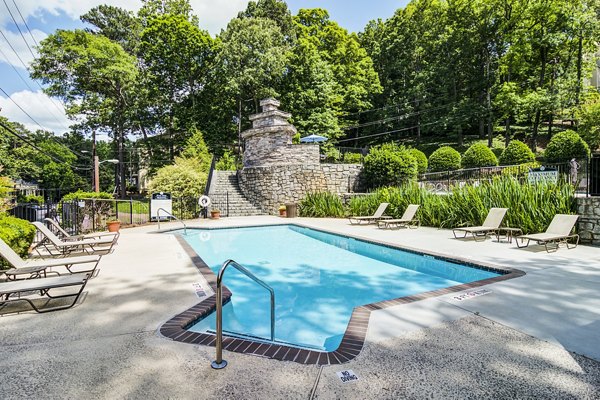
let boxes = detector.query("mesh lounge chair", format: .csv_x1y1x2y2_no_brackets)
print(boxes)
516,214,579,252
0,237,101,280
32,222,116,256
452,208,508,242
377,204,420,229
348,203,392,225
44,218,119,243
0,273,91,313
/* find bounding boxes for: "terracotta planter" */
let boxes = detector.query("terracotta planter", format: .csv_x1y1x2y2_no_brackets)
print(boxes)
279,209,286,217
210,211,221,219
107,221,121,232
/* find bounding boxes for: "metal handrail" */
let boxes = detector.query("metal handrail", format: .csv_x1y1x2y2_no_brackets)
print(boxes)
212,259,275,370
156,208,187,235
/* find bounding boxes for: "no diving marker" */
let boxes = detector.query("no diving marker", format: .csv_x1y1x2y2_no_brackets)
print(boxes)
336,370,359,384
452,288,492,302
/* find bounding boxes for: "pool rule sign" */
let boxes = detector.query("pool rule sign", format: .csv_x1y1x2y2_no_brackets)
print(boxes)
151,192,172,221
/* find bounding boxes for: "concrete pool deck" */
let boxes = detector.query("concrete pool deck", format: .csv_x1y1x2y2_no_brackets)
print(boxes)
1,216,599,399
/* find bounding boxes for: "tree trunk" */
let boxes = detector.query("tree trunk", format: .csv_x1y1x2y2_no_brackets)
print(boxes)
479,118,485,139
505,117,511,147
532,46,548,152
118,123,126,199
547,113,554,138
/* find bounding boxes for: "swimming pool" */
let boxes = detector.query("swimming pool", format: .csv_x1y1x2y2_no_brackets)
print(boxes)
181,225,502,352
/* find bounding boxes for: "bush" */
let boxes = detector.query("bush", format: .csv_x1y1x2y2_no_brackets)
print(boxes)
17,194,44,204
0,214,36,268
215,150,237,171
0,175,13,213
342,152,363,164
363,143,418,188
576,93,600,151
149,158,207,199
323,147,342,162
299,192,345,217
499,140,535,165
428,146,461,172
544,130,591,162
501,162,540,177
61,190,113,202
461,143,498,168
408,148,428,173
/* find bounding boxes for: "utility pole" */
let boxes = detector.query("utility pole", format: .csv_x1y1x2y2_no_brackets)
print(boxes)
92,130,100,192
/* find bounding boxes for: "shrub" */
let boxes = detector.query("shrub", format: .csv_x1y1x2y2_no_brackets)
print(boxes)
363,143,418,188
499,140,535,165
148,157,207,199
215,150,237,171
576,93,600,151
408,148,428,174
17,194,44,204
0,214,36,268
0,175,13,213
298,192,345,217
342,152,363,164
428,146,461,172
461,143,498,168
61,190,113,202
544,130,590,162
323,147,342,162
501,162,540,177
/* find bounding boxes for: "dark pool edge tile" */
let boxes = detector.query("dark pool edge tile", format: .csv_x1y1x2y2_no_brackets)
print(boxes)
159,229,526,365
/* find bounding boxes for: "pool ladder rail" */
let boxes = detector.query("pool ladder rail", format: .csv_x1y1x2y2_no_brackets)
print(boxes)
156,208,187,235
212,259,275,370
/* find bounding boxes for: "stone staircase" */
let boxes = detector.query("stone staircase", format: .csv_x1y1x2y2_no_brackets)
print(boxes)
208,171,266,217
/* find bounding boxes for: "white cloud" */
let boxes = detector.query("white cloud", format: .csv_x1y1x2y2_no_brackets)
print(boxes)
0,27,46,70
0,90,70,133
191,0,249,35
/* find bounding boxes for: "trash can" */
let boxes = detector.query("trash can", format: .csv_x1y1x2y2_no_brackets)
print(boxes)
285,203,297,218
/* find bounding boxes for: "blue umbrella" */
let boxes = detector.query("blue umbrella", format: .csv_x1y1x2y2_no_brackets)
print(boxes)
300,134,328,143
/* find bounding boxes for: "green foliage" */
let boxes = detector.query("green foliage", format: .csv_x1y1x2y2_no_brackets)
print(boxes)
148,157,207,199
501,162,541,177
461,143,498,169
298,192,345,217
499,140,536,165
363,143,417,188
428,146,461,172
215,150,237,171
408,148,428,173
0,174,13,213
0,215,36,267
180,130,212,170
61,191,113,202
342,152,363,164
576,93,600,151
544,130,590,162
323,147,341,162
16,194,44,204
348,177,575,234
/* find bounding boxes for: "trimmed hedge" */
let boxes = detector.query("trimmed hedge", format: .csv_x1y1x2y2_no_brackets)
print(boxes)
499,140,535,165
61,190,113,202
544,130,590,162
363,143,417,188
428,146,461,172
409,148,428,173
462,143,498,168
0,214,36,268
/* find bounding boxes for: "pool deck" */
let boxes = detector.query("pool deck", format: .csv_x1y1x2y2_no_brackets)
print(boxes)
1,216,599,399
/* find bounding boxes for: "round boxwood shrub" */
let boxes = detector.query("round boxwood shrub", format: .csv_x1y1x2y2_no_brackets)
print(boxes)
499,140,535,165
544,130,591,162
428,146,461,172
363,143,418,188
461,143,498,168
408,148,428,174
0,215,36,268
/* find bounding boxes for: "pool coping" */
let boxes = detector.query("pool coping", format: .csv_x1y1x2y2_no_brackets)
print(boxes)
159,223,526,365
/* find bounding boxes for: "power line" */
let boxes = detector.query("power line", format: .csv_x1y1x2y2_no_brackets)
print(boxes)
11,0,38,47
336,121,439,143
343,103,452,131
2,0,35,59
0,45,35,92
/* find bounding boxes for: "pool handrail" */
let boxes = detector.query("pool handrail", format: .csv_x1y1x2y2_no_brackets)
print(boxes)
156,208,187,235
212,259,275,370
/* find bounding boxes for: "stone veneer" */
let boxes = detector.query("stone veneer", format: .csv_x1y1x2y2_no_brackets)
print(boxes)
576,197,600,245
239,164,364,214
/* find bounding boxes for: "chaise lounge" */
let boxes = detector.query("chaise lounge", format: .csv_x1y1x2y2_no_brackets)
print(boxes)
0,237,101,280
377,204,420,229
44,218,119,243
348,203,392,225
32,222,117,256
516,214,579,252
452,207,508,242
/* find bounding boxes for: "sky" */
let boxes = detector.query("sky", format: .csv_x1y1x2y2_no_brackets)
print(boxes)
0,0,409,136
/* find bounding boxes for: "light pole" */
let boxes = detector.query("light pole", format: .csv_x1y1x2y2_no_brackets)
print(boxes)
95,158,119,193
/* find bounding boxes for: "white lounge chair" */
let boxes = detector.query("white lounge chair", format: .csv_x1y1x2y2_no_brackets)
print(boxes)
516,214,579,252
32,222,116,256
0,237,101,280
44,218,119,243
452,208,508,242
377,204,420,229
348,203,392,225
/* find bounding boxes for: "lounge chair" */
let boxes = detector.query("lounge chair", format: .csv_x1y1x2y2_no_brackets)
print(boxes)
32,222,116,256
0,273,91,313
377,204,420,229
452,208,508,242
44,218,119,243
348,203,392,225
516,214,579,252
0,237,101,280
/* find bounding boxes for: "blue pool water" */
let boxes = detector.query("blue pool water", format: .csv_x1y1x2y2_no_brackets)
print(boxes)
184,225,500,351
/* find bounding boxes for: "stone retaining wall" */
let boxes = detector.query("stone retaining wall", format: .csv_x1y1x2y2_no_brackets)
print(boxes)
239,164,364,214
243,143,320,167
576,197,600,245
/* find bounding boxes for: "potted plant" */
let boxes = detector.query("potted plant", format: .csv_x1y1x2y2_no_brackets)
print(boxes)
210,208,221,219
106,217,121,232
278,205,287,217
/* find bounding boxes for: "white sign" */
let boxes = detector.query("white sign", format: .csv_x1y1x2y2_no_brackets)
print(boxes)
192,282,206,298
337,370,359,383
528,167,558,184
150,192,172,221
452,289,492,302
